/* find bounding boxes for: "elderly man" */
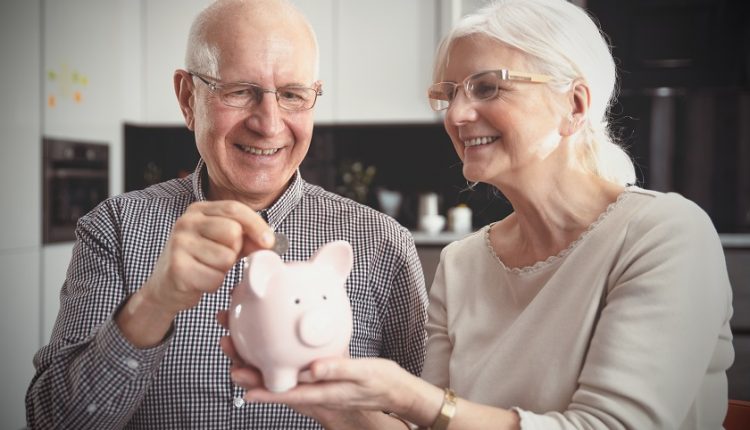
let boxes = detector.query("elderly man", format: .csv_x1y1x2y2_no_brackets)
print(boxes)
25,1,427,428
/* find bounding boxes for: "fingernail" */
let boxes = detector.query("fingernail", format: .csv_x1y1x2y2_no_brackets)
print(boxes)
261,230,275,248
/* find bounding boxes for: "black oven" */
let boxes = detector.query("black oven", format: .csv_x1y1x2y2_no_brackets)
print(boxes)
43,138,109,243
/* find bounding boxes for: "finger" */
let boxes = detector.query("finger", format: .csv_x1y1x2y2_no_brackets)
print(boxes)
244,381,339,406
189,232,243,270
308,357,362,382
220,336,242,363
231,366,265,389
216,310,228,329
195,216,245,256
197,201,275,250
169,251,229,294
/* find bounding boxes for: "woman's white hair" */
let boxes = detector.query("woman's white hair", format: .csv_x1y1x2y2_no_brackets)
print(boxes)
435,0,635,186
184,0,319,79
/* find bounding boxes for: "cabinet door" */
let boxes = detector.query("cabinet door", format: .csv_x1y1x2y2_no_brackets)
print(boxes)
144,0,213,124
0,250,41,429
335,1,438,123
291,0,336,123
1,0,41,251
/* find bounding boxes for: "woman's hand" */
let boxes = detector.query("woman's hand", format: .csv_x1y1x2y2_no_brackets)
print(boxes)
244,356,412,412
217,310,408,428
241,354,444,429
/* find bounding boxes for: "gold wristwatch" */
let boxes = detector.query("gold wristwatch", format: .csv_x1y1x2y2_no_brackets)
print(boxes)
431,388,457,430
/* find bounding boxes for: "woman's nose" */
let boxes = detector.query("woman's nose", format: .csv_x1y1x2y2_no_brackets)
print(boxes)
446,90,478,125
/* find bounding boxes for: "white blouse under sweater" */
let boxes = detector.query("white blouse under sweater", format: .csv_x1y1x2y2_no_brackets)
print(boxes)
421,187,734,430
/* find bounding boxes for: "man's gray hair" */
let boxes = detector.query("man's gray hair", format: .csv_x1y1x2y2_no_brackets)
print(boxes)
184,0,320,79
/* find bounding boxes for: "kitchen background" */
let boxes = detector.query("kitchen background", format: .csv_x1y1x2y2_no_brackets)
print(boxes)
1,0,748,428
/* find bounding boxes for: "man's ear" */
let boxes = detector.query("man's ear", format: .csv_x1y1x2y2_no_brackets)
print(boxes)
174,70,196,130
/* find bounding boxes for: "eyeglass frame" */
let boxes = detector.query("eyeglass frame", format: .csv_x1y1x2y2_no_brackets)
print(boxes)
427,69,555,111
188,71,323,112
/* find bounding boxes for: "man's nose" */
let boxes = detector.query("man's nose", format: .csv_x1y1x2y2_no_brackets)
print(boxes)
245,92,284,136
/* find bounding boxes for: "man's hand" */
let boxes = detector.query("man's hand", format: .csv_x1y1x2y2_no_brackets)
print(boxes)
116,201,275,348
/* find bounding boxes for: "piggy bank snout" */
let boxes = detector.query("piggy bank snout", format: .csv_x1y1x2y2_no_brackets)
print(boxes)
298,308,340,347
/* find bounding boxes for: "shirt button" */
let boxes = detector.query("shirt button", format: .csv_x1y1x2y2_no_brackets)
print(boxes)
86,403,97,413
233,397,245,408
125,358,139,369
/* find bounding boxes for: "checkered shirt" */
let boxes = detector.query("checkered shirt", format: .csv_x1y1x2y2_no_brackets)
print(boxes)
26,159,428,429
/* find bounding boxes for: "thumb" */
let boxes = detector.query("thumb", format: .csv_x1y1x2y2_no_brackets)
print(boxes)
305,357,351,381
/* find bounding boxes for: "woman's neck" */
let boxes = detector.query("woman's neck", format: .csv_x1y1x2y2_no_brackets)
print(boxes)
490,171,624,268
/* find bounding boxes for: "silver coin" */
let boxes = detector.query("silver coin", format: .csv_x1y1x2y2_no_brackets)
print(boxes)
271,231,289,255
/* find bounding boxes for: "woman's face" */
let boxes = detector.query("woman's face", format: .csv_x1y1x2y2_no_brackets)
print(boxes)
441,36,568,186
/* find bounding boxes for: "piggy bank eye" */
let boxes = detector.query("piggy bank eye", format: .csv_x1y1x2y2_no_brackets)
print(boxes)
294,298,301,305
322,295,327,300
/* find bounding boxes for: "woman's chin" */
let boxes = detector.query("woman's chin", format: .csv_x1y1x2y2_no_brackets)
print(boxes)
462,165,489,184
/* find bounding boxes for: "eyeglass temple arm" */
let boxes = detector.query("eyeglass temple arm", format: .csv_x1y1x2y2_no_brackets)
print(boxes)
505,70,554,83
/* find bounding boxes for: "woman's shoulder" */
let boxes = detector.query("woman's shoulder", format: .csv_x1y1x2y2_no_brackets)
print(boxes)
620,187,718,244
441,225,491,260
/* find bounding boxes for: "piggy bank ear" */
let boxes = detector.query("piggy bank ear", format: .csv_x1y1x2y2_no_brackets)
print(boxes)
245,250,284,298
311,240,353,285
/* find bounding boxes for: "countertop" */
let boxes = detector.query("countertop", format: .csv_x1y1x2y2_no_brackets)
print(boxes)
412,231,750,249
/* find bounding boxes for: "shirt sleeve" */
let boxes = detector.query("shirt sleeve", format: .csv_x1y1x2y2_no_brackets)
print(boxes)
380,228,428,377
517,194,734,429
25,203,173,429
420,245,451,388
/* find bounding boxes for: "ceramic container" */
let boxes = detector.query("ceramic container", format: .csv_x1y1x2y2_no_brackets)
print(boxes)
447,204,472,234
420,213,446,235
229,240,354,392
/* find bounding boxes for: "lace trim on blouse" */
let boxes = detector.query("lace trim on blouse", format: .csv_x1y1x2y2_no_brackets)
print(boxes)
485,187,633,275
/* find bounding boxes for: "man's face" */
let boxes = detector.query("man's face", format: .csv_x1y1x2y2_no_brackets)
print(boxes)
187,22,318,209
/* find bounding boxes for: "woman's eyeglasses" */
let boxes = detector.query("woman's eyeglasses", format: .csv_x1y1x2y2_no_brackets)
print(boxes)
427,69,554,111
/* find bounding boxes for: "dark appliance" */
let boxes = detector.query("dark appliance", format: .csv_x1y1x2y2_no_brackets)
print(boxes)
43,138,109,243
124,124,199,192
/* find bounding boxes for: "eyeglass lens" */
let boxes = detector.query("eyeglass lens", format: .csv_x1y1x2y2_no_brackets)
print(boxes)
428,71,505,111
218,84,317,111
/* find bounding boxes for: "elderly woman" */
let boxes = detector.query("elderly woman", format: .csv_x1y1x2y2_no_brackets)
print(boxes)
225,0,734,428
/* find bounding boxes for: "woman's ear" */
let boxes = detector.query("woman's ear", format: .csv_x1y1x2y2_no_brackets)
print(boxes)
561,79,591,136
174,70,196,130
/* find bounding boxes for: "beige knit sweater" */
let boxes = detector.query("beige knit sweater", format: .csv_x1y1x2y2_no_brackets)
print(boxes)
421,187,734,429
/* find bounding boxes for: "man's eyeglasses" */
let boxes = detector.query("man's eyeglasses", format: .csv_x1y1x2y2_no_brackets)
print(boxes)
427,69,554,111
189,72,322,112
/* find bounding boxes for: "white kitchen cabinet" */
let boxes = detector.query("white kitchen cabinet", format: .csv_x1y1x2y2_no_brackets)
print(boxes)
334,1,438,123
143,0,213,124
1,0,42,252
0,1,42,426
290,0,336,122
0,250,41,429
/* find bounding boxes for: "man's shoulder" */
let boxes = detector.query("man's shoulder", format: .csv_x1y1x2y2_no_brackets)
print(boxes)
114,176,195,204
83,176,194,225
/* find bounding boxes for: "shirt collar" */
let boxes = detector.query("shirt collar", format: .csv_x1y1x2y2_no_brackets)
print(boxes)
190,158,303,229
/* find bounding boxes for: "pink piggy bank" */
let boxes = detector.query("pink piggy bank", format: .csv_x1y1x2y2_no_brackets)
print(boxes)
229,240,354,392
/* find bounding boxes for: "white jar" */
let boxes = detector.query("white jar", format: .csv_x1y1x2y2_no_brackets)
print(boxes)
447,204,472,234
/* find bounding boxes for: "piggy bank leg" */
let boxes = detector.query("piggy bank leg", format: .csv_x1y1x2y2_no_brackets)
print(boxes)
263,368,299,392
